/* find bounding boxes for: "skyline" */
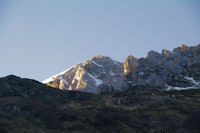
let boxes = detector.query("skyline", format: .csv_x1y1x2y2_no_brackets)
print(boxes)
0,0,200,81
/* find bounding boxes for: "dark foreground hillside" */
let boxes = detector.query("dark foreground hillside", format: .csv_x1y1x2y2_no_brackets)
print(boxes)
0,75,200,133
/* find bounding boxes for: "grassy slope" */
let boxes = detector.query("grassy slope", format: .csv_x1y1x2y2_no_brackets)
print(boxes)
0,75,200,133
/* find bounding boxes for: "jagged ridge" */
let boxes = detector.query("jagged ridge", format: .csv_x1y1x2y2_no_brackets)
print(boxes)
124,44,200,89
43,44,200,93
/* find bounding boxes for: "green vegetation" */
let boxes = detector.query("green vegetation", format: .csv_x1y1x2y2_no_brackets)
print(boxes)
0,75,200,133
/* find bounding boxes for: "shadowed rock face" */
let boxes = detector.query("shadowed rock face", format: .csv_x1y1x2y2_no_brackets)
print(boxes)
43,56,125,93
124,44,200,88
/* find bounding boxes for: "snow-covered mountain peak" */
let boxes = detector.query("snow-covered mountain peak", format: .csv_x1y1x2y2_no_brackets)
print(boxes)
43,55,125,93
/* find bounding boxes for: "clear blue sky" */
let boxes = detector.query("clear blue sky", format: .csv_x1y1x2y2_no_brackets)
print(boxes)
0,0,200,81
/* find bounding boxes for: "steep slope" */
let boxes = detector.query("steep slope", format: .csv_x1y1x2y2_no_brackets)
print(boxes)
43,56,124,93
124,44,200,90
1,75,200,133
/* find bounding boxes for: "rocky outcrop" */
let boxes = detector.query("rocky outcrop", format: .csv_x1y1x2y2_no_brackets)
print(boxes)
123,55,138,75
43,56,125,93
124,44,200,89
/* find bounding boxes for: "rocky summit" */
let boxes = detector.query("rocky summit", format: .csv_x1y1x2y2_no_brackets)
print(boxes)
43,44,200,93
43,56,125,93
124,44,200,89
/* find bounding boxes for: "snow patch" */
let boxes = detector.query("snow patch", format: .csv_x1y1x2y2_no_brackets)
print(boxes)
184,76,200,86
60,79,69,85
165,77,200,91
42,64,78,83
91,60,103,67
74,72,81,81
109,71,115,76
88,73,102,85
62,79,69,85
42,77,55,83
139,72,144,75
165,84,194,91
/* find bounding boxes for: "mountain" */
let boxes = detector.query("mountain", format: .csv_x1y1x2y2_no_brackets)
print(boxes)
43,56,125,93
1,75,200,133
43,44,200,93
124,44,200,89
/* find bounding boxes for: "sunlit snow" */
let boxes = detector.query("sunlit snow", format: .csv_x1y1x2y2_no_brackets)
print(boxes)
42,64,77,83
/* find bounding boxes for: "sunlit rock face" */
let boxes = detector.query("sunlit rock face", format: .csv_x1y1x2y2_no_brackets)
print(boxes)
162,49,171,57
124,44,200,89
123,55,138,75
43,56,125,93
